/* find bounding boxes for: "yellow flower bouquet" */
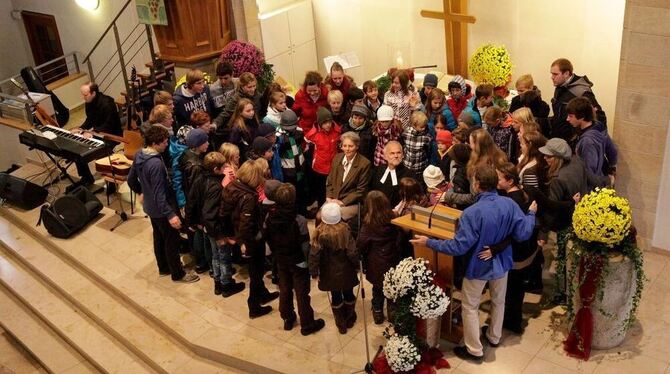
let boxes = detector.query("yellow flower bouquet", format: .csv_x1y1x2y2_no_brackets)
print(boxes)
467,44,513,87
572,188,632,247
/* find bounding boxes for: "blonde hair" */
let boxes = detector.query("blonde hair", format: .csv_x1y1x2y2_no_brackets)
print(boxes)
219,143,240,168
312,222,351,253
186,69,205,88
483,106,503,124
236,158,266,188
467,128,508,178
203,151,225,172
269,91,286,106
239,72,256,87
410,111,428,129
327,90,343,104
512,107,535,124
153,90,172,106
515,74,534,90
149,104,172,125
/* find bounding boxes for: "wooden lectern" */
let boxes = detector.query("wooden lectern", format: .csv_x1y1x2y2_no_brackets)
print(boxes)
392,204,463,343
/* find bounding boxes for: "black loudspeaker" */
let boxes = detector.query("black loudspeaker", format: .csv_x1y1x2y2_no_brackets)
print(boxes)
0,173,48,210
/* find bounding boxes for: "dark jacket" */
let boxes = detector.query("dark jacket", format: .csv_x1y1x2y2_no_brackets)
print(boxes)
369,164,414,207
220,180,261,247
178,149,204,204
509,87,551,137
309,224,359,291
551,75,606,141
173,84,213,127
576,124,618,177
187,171,224,236
357,222,401,285
81,92,122,136
230,117,259,163
128,148,177,219
213,88,262,140
264,205,310,266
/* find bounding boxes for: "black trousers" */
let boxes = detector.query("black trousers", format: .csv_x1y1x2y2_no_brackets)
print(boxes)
330,288,355,305
312,172,328,207
247,240,271,311
75,159,94,184
504,267,529,330
371,283,385,311
277,263,315,328
150,217,185,281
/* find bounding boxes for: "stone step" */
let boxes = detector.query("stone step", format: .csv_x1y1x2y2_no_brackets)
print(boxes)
0,248,152,373
0,286,90,373
0,218,242,374
1,207,351,373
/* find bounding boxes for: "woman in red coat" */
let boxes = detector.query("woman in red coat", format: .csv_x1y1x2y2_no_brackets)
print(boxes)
293,71,329,133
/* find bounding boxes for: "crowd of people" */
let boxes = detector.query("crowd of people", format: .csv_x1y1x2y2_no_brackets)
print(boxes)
87,57,619,358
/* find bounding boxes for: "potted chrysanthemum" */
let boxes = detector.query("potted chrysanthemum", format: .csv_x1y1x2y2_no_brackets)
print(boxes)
219,40,275,92
562,188,645,360
468,43,513,110
373,258,450,373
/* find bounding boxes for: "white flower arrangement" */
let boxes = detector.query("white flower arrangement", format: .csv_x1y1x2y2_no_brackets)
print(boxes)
410,284,450,319
385,334,421,372
383,258,434,301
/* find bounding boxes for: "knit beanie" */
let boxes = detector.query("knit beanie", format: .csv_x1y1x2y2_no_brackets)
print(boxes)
185,128,208,148
252,136,273,155
423,165,445,189
436,130,453,147
316,107,333,125
350,104,369,119
451,75,467,93
280,109,299,129
377,105,394,121
320,202,342,225
423,73,438,88
257,122,276,138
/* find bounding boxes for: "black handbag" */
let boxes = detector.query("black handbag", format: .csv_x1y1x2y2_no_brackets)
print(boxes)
37,186,103,238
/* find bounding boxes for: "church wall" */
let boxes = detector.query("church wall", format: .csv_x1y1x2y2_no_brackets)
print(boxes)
468,0,625,131
613,1,670,252
8,0,155,102
0,1,33,80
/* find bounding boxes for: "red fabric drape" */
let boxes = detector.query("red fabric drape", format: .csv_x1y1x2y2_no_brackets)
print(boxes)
563,254,604,360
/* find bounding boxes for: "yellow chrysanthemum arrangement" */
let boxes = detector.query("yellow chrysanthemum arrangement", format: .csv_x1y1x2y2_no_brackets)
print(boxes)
572,188,632,247
468,44,513,87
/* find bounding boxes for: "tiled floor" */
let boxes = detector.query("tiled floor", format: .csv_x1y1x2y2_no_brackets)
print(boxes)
2,175,670,373
0,327,46,374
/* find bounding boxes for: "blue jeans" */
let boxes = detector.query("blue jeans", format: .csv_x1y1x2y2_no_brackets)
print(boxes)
193,229,212,270
211,237,234,285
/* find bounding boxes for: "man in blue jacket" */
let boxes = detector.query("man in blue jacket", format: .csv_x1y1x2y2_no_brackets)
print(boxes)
567,97,618,177
128,125,199,283
411,165,537,362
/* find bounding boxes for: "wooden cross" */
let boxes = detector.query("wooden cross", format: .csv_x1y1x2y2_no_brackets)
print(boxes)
421,0,476,77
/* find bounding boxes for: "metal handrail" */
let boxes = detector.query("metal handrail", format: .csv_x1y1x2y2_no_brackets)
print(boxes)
82,0,133,64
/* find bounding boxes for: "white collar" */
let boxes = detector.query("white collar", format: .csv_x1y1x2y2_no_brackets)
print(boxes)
380,167,398,185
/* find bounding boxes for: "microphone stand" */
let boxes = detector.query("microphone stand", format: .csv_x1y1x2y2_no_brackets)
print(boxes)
428,189,447,229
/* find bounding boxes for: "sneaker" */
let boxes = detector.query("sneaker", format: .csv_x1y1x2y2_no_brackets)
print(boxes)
260,291,280,305
176,272,200,283
453,346,483,363
220,282,245,298
214,281,223,296
249,305,272,319
283,315,297,331
300,318,325,336
481,325,499,347
195,265,209,274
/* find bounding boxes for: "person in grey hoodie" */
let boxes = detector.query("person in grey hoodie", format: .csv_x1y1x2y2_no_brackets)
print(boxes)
128,125,199,283
566,97,618,177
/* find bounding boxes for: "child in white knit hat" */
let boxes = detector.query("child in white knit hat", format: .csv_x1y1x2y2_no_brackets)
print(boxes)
309,202,359,335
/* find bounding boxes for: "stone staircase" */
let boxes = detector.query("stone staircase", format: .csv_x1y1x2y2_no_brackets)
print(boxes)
0,206,351,374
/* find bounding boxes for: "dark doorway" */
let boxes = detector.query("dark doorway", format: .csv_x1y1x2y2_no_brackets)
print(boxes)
22,11,68,84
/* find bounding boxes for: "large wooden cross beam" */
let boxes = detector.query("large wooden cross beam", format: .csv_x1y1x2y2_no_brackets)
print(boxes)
421,0,476,77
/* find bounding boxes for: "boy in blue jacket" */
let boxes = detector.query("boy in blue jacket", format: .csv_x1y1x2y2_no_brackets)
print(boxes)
411,164,537,362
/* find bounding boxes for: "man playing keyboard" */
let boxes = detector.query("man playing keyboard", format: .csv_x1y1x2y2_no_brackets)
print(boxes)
72,82,122,185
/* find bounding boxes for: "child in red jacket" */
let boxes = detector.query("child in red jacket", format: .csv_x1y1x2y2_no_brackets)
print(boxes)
306,107,341,206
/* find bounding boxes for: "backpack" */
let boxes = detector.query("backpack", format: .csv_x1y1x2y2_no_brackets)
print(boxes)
37,186,103,238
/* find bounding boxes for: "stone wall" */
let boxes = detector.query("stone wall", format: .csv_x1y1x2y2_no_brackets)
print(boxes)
614,0,670,251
